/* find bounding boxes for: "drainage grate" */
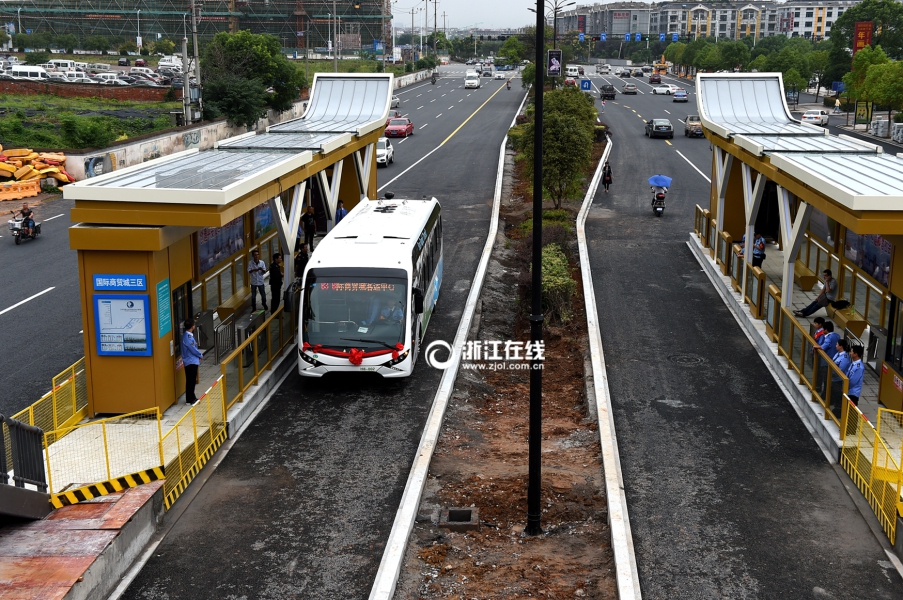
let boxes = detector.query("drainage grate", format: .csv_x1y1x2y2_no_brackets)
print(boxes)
438,507,480,532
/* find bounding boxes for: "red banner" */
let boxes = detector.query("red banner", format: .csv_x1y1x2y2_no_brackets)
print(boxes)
853,21,872,55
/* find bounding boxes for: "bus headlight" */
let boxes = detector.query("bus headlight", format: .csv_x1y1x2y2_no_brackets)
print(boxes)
383,350,409,367
299,346,322,366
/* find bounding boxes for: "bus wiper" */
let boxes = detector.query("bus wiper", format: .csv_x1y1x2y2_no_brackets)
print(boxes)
340,338,397,350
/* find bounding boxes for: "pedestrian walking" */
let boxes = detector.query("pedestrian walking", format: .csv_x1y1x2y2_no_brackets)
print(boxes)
602,161,613,193
751,232,766,268
295,243,309,282
794,269,837,318
181,319,203,406
248,249,268,312
335,200,348,226
269,253,284,313
301,205,317,251
834,97,842,114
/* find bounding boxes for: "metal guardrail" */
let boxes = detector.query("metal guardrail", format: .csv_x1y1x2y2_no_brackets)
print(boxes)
215,313,236,363
0,414,48,492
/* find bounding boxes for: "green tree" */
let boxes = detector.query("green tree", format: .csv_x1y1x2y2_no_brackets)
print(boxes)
204,75,269,128
203,30,307,119
826,0,903,84
0,32,10,47
521,62,535,89
60,116,117,149
119,41,138,55
55,34,78,53
499,35,525,64
663,41,685,65
154,39,177,55
83,35,111,53
719,41,750,71
842,44,889,102
862,61,903,134
807,50,830,100
24,51,50,65
748,54,767,72
783,68,807,92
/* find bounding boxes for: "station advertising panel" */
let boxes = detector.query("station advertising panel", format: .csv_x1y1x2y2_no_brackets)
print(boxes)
94,294,152,357
198,216,245,276
547,49,562,77
253,201,275,240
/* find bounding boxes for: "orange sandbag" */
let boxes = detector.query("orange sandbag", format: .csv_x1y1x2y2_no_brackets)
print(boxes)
50,172,70,183
5,149,32,157
13,165,33,179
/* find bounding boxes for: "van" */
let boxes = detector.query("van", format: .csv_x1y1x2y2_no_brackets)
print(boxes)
130,66,155,77
10,66,50,80
47,72,68,82
464,71,481,89
89,63,111,72
566,65,580,78
158,56,183,70
95,72,119,82
596,64,610,74
49,59,76,72
74,62,88,71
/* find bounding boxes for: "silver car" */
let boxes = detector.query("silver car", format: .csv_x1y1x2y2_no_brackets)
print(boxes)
391,95,400,108
376,137,394,167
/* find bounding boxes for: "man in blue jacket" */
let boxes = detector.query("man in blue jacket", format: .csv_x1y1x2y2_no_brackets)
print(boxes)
815,321,839,397
847,345,864,406
181,318,203,406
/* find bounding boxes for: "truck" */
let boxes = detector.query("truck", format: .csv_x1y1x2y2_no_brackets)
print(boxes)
599,84,616,100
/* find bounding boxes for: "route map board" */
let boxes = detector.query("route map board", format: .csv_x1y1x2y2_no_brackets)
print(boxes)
94,294,153,356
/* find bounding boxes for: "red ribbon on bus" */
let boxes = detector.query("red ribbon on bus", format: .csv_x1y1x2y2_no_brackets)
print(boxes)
303,342,405,364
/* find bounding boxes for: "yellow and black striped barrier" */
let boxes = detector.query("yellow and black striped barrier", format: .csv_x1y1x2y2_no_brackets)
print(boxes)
51,466,165,509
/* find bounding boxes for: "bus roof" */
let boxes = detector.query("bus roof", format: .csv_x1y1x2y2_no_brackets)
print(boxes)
308,197,440,270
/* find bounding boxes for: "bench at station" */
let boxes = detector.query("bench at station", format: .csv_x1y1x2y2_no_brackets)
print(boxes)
794,260,819,291
217,287,252,321
826,304,868,338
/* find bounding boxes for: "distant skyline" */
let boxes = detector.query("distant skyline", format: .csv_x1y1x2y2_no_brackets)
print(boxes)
391,0,544,31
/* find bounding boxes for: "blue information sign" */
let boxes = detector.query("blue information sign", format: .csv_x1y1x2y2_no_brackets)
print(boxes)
93,274,148,291
25,28,31,34
580,79,592,91
600,33,607,42
659,33,666,42
624,34,630,41
156,278,172,338
578,32,585,42
94,294,152,357
634,33,642,42
672,33,679,42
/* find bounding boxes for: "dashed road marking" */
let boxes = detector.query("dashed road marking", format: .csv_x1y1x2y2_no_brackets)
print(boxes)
416,106,424,110
1,287,55,316
44,214,64,221
436,114,442,118
419,124,428,129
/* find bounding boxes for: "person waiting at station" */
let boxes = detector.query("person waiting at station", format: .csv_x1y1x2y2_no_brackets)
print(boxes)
294,243,309,283
301,205,317,251
812,316,826,342
815,321,839,397
269,253,283,314
794,269,837,318
830,338,851,416
846,345,864,406
751,232,766,268
248,249,268,312
335,200,348,226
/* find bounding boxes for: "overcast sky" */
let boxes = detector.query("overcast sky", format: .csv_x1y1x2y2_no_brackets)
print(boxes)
392,0,539,31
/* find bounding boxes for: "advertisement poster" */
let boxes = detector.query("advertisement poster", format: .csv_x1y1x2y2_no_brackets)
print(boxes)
854,101,873,125
94,295,152,357
198,216,245,275
547,49,562,77
845,231,892,286
577,15,586,33
254,202,275,240
853,21,872,55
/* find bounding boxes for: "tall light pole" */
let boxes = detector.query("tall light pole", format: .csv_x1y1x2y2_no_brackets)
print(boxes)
16,8,20,38
333,0,338,71
137,9,141,48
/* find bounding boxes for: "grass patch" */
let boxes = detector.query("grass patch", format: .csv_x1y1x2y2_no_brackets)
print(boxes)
0,93,181,113
517,209,574,236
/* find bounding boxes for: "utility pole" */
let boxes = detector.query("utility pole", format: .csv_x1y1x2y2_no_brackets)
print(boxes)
411,8,415,62
333,0,338,71
190,0,203,118
433,0,438,59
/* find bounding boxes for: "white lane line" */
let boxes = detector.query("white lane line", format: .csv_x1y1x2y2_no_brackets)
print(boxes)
419,124,428,129
441,93,446,97
676,150,711,183
664,110,671,114
401,113,410,118
459,99,463,102
398,138,408,144
416,106,424,110
467,94,471,97
430,99,436,102
448,105,454,109
436,114,442,118
0,287,55,316
416,94,422,97
44,213,65,221
378,146,443,192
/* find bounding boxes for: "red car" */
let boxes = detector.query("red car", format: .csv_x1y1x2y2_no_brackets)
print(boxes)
564,77,577,86
385,117,413,138
135,58,147,67
649,73,661,83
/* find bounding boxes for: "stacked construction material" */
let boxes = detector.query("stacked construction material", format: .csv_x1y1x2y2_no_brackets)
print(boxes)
0,148,74,185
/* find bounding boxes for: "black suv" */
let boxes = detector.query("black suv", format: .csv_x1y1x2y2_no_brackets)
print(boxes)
118,57,130,66
599,84,616,100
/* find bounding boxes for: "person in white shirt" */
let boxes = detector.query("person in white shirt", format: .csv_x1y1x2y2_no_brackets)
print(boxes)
248,249,268,312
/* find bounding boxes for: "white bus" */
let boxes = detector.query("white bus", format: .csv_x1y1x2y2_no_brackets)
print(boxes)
298,196,443,378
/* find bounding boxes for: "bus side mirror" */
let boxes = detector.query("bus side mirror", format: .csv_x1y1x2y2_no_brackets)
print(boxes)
413,288,424,314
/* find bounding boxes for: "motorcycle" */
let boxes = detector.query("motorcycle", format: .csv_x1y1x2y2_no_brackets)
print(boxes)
431,74,436,85
648,175,672,218
8,211,41,244
506,80,511,90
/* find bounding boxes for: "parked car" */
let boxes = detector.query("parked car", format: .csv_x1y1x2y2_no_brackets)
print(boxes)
649,73,661,83
134,58,147,67
376,137,394,167
684,115,704,137
385,117,414,138
102,78,130,86
622,83,638,95
645,118,674,139
599,84,616,100
652,84,678,95
673,89,688,102
68,77,97,84
801,109,830,126
117,75,137,84
118,57,131,66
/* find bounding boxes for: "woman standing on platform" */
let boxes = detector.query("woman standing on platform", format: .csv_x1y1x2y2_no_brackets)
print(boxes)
181,319,203,406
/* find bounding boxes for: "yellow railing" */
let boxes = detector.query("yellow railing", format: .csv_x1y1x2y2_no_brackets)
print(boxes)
777,307,850,434
161,377,228,509
841,402,903,545
43,407,162,496
694,204,707,237
220,296,297,410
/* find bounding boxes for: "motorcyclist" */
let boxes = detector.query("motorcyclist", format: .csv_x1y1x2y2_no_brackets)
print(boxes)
506,80,511,90
431,73,436,84
18,202,34,237
650,186,668,206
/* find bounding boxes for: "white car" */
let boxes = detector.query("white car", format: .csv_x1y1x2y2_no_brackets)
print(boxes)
652,84,679,95
494,72,505,80
801,109,830,126
376,137,394,167
391,95,400,108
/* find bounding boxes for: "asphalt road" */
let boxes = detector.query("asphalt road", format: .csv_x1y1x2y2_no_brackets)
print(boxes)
0,197,84,418
584,71,903,598
120,69,527,599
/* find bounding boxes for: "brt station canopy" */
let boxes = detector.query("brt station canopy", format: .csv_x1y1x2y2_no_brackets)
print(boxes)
63,73,393,416
694,72,903,413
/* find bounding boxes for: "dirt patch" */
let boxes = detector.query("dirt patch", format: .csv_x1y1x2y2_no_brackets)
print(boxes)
394,139,615,598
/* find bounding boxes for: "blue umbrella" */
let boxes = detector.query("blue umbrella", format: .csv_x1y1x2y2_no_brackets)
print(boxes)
648,174,672,187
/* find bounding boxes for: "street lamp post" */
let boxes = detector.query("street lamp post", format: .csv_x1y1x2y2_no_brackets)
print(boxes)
333,0,338,71
137,9,141,48
16,8,21,39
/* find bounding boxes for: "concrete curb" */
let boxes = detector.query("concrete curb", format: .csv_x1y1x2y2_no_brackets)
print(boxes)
686,235,841,462
225,341,298,437
576,135,643,599
368,88,531,600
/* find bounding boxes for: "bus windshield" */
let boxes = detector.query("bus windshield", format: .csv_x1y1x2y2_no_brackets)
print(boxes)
302,269,408,351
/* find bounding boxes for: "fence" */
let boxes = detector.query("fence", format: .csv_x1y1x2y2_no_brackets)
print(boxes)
12,357,88,446
220,291,298,410
841,401,903,545
0,414,47,492
777,307,850,433
43,408,162,498
161,377,228,509
215,313,236,363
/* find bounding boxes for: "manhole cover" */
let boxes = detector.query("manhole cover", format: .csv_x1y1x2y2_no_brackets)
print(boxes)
668,354,705,366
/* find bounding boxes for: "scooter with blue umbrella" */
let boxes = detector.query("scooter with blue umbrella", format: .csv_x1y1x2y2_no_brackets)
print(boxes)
648,174,672,217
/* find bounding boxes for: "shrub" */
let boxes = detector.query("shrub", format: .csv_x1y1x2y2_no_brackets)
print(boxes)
60,116,117,149
894,113,903,124
405,62,413,73
540,244,576,323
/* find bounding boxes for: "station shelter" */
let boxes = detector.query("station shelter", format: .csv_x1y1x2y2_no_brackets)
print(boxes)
65,73,393,416
692,73,903,416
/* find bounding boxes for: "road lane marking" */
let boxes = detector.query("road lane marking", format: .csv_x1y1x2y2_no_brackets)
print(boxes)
676,150,711,182
638,115,642,119
0,287,55,316
419,124,428,129
398,138,408,143
632,109,636,113
416,94,422,97
664,110,671,114
43,214,64,221
665,140,672,146
416,106,424,110
436,114,442,118
442,94,446,97
448,105,454,109
430,99,436,102
459,99,463,102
